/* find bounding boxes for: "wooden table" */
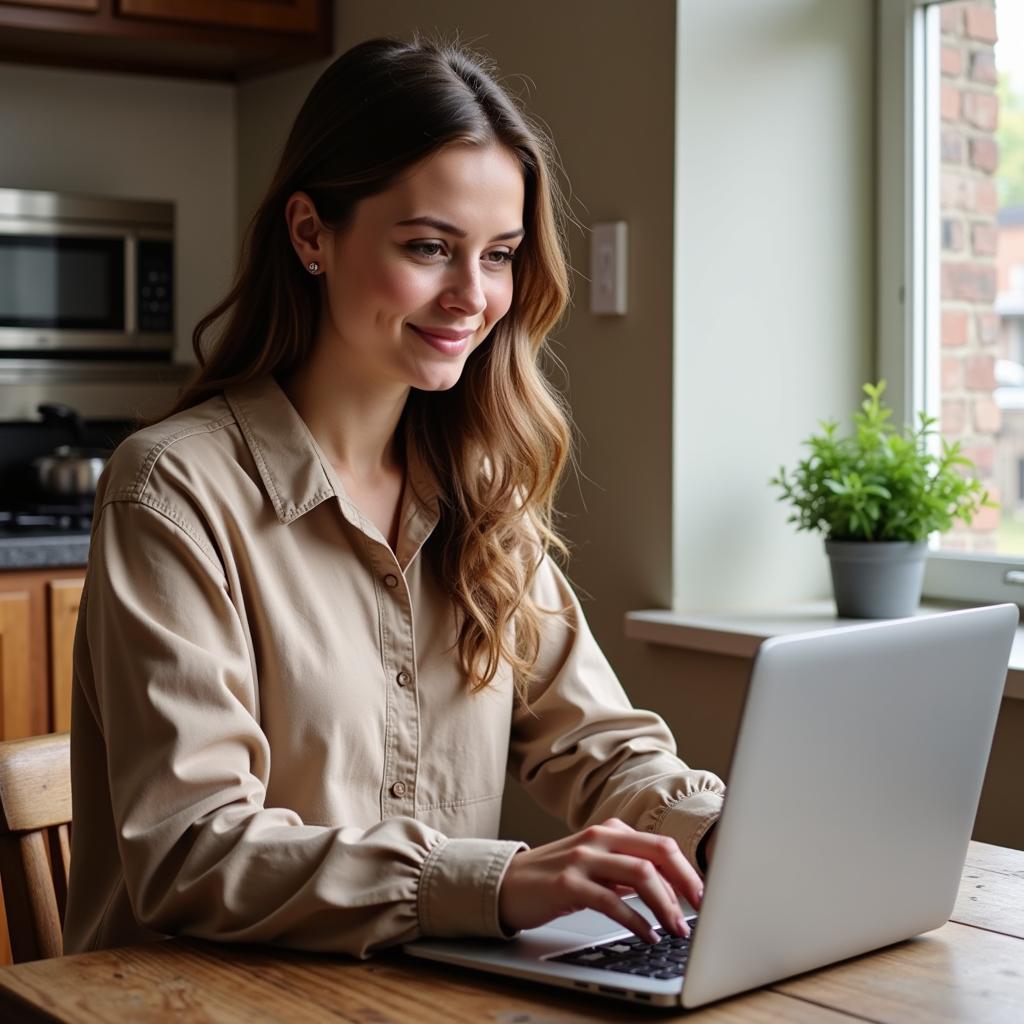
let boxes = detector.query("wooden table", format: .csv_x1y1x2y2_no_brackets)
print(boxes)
0,841,1021,1023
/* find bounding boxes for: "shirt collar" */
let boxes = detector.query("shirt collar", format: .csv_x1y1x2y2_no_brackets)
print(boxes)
225,375,335,524
224,374,442,527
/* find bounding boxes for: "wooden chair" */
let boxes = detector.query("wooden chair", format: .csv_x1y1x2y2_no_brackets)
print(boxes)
0,733,72,962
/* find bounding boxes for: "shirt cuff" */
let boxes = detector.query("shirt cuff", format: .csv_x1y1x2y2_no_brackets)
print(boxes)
649,790,724,872
417,837,528,939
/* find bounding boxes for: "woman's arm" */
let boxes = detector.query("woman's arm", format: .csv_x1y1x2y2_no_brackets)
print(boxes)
70,498,524,957
503,555,724,934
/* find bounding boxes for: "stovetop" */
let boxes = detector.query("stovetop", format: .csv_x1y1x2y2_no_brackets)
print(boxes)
0,500,94,536
0,413,134,567
0,499,93,568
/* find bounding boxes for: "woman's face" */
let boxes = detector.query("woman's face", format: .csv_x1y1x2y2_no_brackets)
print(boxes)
308,142,526,393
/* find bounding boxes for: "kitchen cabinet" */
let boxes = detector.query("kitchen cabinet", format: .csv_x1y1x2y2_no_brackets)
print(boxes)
48,580,82,735
0,590,31,967
0,591,32,741
0,569,83,966
118,0,319,33
0,0,331,81
0,569,84,739
6,1,99,11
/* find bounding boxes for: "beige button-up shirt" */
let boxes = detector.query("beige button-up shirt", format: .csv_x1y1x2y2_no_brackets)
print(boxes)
63,375,725,958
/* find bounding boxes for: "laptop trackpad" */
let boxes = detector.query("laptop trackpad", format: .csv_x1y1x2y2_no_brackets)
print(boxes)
552,900,644,937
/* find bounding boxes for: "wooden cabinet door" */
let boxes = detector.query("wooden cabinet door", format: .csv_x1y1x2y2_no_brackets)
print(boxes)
0,592,32,741
0,575,81,966
117,0,319,32
0,590,33,968
0,0,98,10
48,580,84,735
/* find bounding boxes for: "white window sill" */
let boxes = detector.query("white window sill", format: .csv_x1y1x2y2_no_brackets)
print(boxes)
625,601,1024,702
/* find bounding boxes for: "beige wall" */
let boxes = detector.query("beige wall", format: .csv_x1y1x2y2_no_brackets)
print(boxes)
0,62,235,419
674,0,874,610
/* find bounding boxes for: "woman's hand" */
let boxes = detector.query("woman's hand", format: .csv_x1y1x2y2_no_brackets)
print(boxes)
498,817,703,944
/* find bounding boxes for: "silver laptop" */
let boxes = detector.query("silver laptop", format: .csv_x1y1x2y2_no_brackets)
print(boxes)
405,604,1017,1009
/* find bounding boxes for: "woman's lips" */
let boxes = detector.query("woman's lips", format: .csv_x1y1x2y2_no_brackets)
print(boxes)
408,325,474,355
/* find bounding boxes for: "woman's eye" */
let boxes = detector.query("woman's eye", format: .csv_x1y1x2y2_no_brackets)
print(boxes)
405,242,515,266
407,241,446,259
484,250,516,266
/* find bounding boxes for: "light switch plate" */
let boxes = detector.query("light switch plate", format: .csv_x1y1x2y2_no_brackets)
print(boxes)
590,221,628,315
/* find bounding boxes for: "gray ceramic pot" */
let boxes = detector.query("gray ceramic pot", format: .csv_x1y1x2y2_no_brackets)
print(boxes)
825,540,928,619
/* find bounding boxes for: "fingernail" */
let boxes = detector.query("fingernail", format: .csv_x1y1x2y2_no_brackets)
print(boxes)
647,926,660,944
676,916,690,937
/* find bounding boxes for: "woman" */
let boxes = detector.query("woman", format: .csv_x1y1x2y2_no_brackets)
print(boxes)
63,37,724,958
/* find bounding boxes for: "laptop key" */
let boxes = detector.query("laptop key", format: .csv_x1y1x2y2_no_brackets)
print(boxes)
549,920,697,976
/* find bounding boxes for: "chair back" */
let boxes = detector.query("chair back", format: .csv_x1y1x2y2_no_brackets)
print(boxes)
0,733,72,962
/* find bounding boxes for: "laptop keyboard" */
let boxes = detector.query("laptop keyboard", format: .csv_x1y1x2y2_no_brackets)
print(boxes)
548,923,694,980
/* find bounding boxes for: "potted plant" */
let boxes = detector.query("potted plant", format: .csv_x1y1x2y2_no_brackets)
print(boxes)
771,380,995,618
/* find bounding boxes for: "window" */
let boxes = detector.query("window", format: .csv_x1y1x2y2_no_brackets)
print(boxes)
879,0,1024,603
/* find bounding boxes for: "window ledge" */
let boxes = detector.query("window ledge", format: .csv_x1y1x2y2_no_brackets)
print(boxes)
625,601,1024,702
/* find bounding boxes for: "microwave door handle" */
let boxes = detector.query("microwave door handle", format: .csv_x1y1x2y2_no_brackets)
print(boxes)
125,235,137,334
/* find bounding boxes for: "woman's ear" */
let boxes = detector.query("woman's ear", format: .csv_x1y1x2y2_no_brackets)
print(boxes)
285,191,328,273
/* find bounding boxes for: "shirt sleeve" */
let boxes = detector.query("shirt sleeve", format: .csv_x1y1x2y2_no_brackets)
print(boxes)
507,554,725,870
78,498,524,958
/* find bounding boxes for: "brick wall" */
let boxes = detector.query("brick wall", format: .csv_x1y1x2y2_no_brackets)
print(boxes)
939,0,1001,550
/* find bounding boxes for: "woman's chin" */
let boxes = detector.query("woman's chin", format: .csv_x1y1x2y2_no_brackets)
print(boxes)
410,368,466,392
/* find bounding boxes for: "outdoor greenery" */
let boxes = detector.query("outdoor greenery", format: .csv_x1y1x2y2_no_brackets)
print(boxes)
771,381,996,542
997,70,1024,206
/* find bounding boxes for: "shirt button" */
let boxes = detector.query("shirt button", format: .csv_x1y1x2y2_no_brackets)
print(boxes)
390,781,407,798
396,670,412,687
383,573,399,588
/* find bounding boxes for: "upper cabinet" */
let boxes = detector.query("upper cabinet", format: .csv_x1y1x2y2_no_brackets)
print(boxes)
117,0,319,33
11,1,101,11
5,1,101,10
0,0,332,81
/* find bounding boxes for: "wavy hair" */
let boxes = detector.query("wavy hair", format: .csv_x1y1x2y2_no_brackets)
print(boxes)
167,37,573,698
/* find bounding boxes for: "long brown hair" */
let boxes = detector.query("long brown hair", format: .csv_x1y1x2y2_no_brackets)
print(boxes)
170,37,573,697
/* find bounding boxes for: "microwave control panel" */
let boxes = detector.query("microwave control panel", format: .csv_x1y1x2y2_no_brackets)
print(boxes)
137,239,174,333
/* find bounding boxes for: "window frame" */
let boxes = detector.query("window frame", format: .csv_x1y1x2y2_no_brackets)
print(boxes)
878,0,1024,605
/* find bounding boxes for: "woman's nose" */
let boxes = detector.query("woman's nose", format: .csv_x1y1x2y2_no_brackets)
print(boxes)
440,260,486,316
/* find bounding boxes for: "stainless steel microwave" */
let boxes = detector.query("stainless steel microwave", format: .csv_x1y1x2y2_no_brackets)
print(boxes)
0,188,174,357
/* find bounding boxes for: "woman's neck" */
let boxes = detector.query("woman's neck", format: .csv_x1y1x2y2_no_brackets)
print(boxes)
281,346,410,483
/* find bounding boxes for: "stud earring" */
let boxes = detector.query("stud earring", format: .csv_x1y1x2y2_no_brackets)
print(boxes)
307,261,320,274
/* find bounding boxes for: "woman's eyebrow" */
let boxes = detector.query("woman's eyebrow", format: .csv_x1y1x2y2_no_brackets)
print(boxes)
395,216,524,242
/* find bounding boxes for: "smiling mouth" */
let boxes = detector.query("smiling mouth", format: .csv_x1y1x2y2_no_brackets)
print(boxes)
408,325,475,355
